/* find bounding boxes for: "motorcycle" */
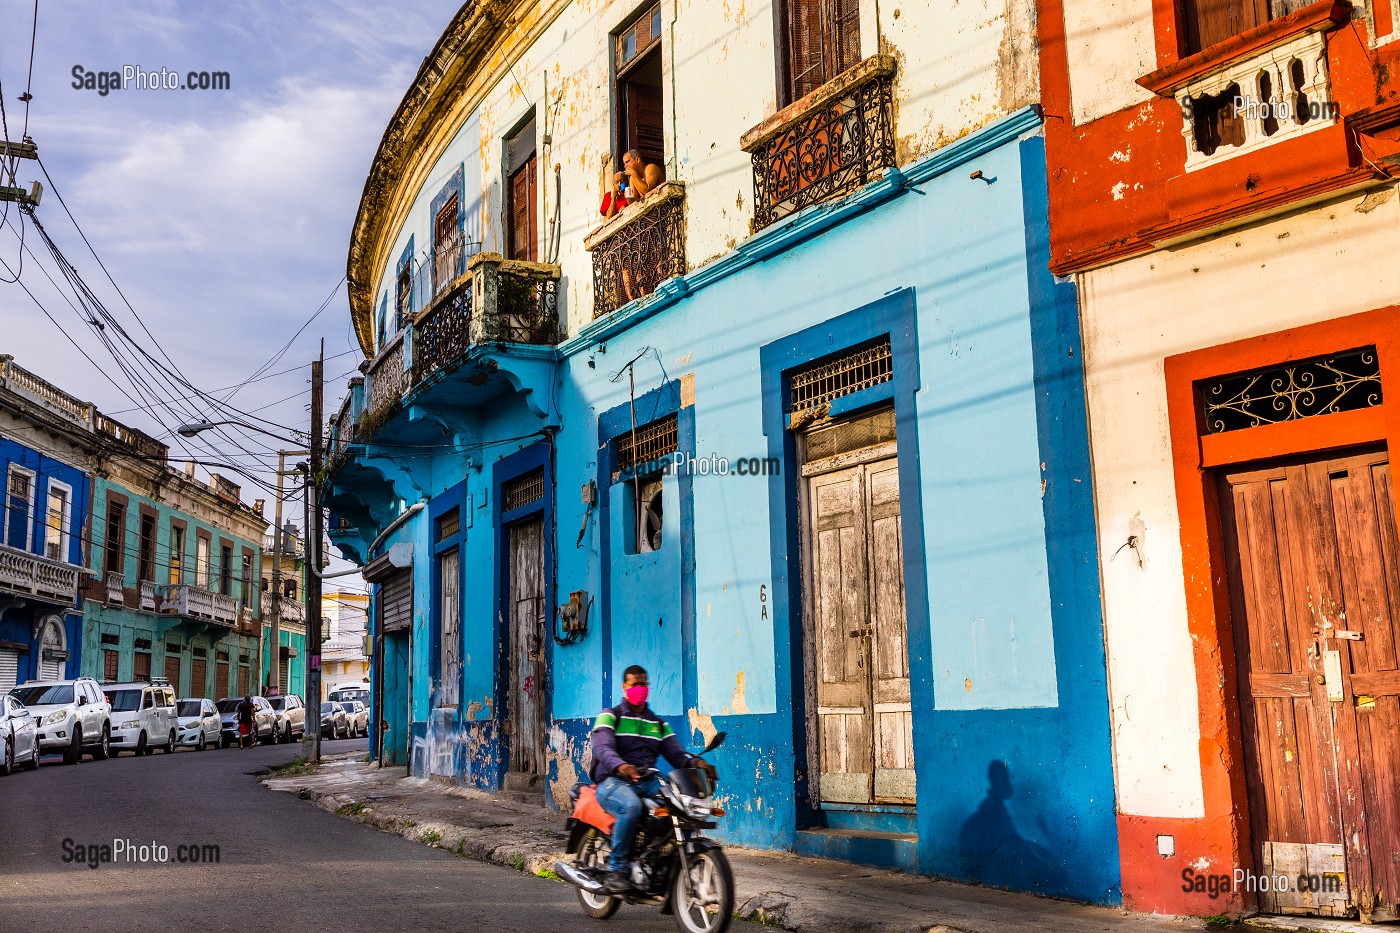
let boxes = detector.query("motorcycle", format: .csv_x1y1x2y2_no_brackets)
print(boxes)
556,732,733,933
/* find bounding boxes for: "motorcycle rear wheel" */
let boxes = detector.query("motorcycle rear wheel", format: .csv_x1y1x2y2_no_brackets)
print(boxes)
575,827,622,919
672,846,733,933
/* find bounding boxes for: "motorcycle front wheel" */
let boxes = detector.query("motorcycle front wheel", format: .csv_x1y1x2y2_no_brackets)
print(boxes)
672,846,734,933
575,827,622,919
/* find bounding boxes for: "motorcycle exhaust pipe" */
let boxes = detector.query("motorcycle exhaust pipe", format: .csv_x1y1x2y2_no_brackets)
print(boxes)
554,860,606,895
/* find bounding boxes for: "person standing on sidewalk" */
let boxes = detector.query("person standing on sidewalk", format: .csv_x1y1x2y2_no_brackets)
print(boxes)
589,664,716,894
236,695,255,749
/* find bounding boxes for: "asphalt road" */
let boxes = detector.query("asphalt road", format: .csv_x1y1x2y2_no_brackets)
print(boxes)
0,736,762,932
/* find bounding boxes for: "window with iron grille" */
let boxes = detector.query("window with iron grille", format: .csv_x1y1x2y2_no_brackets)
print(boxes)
788,337,892,416
436,507,460,542
504,468,545,511
1200,346,1382,434
615,414,679,474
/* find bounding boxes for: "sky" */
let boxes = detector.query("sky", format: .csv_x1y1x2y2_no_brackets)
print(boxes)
0,0,464,576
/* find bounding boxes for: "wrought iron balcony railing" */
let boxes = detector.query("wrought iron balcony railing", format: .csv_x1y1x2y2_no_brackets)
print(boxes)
327,254,561,465
362,330,408,433
585,181,687,319
0,544,80,607
740,55,897,231
159,583,239,627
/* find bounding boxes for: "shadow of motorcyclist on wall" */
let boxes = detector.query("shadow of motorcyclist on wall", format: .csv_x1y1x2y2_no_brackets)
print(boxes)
957,759,1067,891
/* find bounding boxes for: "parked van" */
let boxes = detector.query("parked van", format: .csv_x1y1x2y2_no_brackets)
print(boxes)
104,681,178,756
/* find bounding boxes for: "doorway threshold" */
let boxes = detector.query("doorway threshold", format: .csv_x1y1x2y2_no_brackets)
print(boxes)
1243,916,1377,933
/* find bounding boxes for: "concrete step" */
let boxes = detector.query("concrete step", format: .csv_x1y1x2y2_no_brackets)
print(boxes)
794,826,919,873
500,771,545,804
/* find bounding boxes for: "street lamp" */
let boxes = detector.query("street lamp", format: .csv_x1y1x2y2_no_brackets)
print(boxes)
177,419,305,447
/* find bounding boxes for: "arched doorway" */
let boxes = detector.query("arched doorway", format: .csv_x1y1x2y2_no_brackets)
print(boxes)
37,616,66,680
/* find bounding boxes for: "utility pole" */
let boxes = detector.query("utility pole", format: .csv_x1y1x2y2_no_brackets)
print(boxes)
268,451,285,695
305,345,325,762
0,138,42,208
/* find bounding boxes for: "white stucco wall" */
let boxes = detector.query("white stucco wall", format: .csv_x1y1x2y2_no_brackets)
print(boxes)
364,0,1043,346
1079,183,1400,817
1061,0,1156,125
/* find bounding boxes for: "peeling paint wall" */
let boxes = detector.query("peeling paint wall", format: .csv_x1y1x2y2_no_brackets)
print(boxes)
359,0,1044,344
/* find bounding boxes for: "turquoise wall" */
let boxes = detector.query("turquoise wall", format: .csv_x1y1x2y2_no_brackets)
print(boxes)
340,110,1121,903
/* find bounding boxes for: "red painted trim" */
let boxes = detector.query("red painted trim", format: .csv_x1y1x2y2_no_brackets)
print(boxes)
1200,407,1386,467
1149,305,1400,917
1139,0,1352,95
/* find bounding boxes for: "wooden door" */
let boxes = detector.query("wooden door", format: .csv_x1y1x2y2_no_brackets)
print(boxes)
805,454,913,805
1183,0,1270,53
191,659,207,698
433,195,459,295
508,157,537,263
508,516,546,775
1222,448,1400,921
623,81,665,169
164,655,181,692
216,662,229,697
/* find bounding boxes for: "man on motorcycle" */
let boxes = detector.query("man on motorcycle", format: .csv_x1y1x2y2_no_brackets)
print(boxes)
590,664,717,893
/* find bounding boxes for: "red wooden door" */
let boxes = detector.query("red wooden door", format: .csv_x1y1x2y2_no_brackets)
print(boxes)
1222,449,1400,921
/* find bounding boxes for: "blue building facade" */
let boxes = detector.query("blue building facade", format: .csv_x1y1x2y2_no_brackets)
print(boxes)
324,0,1125,902
0,432,90,689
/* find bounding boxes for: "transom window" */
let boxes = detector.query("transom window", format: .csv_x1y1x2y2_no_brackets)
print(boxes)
1200,346,1382,434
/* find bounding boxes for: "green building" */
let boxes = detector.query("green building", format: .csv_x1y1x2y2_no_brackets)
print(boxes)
81,452,268,701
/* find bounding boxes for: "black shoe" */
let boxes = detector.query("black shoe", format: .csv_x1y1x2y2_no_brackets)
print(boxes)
603,871,632,894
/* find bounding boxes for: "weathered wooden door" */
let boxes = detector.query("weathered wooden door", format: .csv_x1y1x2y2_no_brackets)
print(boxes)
507,516,546,775
804,452,913,805
1221,448,1400,921
191,659,207,698
164,655,181,691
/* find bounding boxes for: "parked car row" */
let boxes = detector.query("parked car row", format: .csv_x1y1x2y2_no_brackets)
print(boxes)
319,700,367,739
1,676,354,775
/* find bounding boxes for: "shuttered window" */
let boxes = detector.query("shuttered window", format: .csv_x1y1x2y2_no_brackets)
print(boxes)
0,648,18,694
781,0,862,104
380,568,413,633
1180,0,1313,53
507,120,538,262
615,4,665,173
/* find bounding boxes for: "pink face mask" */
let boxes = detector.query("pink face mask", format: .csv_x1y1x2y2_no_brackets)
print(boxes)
624,684,649,706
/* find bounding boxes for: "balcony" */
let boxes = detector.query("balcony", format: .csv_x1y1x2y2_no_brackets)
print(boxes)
327,253,560,463
1,356,169,460
741,55,897,231
585,181,687,319
0,545,80,607
159,583,238,627
1138,1,1346,171
266,594,306,627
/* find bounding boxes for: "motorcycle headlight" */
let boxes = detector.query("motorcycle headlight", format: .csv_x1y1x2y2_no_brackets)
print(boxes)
43,710,67,725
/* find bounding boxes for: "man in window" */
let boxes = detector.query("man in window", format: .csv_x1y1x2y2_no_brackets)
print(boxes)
604,150,664,218
589,664,715,892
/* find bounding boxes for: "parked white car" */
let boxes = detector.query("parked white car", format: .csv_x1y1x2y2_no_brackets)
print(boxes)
105,681,178,756
267,694,306,744
176,698,221,751
216,696,276,747
1,694,41,774
10,677,111,764
341,700,369,738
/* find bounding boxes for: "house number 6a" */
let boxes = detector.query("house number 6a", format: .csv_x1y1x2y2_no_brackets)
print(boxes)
759,584,768,620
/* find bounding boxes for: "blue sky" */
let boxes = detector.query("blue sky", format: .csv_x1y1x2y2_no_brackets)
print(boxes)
1,0,462,554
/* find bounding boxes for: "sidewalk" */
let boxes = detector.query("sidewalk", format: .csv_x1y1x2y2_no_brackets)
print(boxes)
265,755,1218,933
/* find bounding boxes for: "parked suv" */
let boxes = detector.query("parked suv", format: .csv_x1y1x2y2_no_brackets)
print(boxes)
10,677,111,764
104,681,178,756
216,696,275,747
266,694,305,743
340,700,368,738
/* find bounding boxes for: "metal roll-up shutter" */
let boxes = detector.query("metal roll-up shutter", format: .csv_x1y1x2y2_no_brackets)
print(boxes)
0,648,18,693
380,568,412,633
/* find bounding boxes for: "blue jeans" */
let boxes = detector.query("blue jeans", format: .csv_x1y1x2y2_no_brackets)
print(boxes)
595,774,660,872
